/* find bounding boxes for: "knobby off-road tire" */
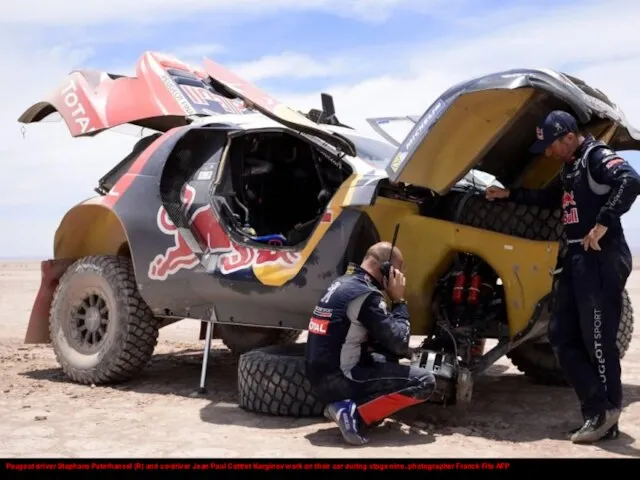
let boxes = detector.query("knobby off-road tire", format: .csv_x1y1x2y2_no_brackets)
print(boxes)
49,255,159,385
453,194,567,258
452,194,634,385
237,343,325,417
216,324,301,356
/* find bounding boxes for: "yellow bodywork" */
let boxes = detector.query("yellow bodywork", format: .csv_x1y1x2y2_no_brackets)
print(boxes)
392,88,536,194
24,197,130,344
363,197,559,339
53,197,129,259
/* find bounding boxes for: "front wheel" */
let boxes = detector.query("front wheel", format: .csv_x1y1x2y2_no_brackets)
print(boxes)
49,255,159,385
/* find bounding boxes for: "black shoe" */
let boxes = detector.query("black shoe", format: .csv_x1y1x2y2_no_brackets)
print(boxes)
568,422,619,441
571,409,621,444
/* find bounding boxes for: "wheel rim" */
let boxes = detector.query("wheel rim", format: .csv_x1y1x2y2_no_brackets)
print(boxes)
68,292,110,354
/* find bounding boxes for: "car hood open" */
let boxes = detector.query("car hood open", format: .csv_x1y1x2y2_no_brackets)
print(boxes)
369,68,640,195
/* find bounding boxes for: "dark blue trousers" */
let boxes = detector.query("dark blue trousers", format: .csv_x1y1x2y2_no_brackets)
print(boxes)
548,236,632,418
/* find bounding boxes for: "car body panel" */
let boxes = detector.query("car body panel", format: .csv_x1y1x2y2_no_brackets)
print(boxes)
78,121,369,329
17,51,251,137
203,57,357,157
383,68,640,195
363,197,559,338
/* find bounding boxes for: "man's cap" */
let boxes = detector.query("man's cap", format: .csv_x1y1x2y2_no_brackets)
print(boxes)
529,110,579,154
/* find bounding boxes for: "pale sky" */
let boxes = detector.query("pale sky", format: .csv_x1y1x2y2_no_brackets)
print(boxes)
2,0,640,257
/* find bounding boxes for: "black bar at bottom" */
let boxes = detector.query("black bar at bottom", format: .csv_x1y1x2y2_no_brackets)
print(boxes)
1,458,636,475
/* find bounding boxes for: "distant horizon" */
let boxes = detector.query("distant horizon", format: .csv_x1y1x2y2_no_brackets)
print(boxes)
4,247,640,261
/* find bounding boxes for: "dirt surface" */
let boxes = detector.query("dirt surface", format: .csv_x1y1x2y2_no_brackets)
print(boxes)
1,260,640,459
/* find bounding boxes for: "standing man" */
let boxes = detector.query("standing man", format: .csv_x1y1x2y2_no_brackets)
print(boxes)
304,241,436,446
486,110,640,443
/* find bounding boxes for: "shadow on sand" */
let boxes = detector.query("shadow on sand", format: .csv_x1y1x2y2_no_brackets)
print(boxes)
22,347,640,455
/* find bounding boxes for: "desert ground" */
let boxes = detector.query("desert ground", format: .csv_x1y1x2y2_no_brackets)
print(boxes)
1,260,639,459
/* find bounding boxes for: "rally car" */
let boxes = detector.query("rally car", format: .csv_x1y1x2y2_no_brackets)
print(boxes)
19,51,637,416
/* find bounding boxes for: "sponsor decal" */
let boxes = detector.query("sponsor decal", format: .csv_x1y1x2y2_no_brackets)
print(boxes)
389,152,407,172
378,299,388,315
148,185,301,281
158,73,197,116
60,79,96,134
320,281,341,303
390,99,445,174
403,100,445,152
593,308,607,387
561,190,579,225
148,187,200,281
308,317,330,335
312,306,333,318
606,158,624,169
179,85,246,114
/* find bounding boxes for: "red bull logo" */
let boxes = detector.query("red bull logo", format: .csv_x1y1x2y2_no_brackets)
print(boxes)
561,190,579,225
148,186,199,281
148,185,302,281
561,191,576,209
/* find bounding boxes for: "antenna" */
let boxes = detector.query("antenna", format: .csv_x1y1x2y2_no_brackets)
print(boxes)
389,223,400,262
380,223,401,281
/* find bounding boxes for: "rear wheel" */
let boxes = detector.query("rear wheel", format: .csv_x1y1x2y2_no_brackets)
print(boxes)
49,255,159,385
216,324,301,355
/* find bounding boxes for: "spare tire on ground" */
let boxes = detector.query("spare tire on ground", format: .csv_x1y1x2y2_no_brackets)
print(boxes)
237,343,325,417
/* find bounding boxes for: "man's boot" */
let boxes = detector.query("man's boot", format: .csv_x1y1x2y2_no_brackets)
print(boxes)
567,422,619,441
570,409,621,444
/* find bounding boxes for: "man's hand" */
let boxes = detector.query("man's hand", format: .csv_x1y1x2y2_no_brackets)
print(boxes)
384,267,406,303
485,186,510,201
583,224,608,251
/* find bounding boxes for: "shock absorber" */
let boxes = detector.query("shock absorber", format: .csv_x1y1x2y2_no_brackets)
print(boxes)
452,269,466,304
467,266,482,305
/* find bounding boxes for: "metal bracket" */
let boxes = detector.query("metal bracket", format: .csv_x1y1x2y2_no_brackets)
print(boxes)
196,308,218,394
197,320,213,394
455,367,474,406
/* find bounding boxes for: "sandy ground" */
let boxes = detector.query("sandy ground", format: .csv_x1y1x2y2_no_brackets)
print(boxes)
1,260,640,459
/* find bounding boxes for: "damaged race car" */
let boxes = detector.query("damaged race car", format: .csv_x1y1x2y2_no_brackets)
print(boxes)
19,51,637,417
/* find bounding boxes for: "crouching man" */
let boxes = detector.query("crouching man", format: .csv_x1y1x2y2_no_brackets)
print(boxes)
304,241,436,446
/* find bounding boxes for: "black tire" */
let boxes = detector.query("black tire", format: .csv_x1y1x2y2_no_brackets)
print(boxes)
237,343,325,417
507,289,634,385
217,324,301,355
49,255,159,385
454,194,566,259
